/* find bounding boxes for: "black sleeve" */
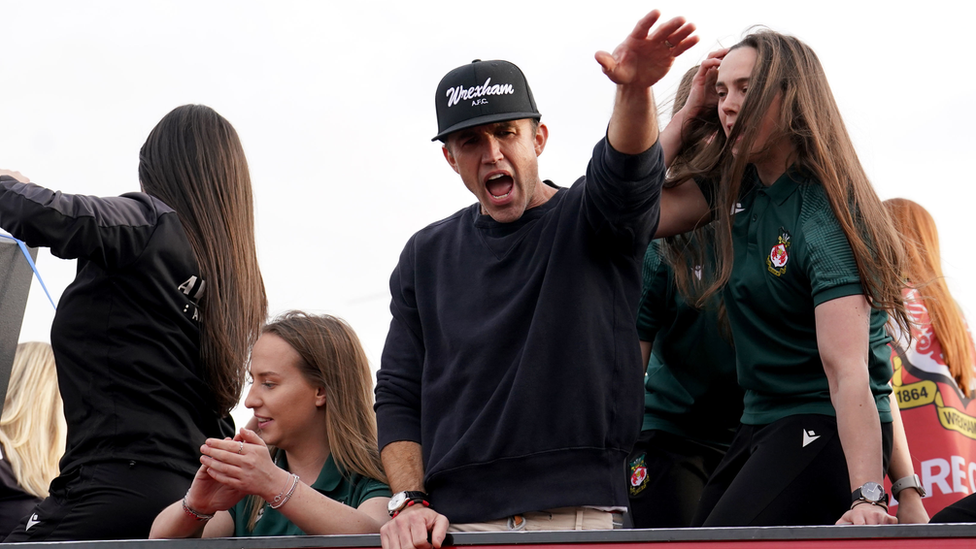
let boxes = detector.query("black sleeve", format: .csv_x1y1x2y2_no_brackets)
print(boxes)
374,236,425,450
0,177,159,269
581,137,666,251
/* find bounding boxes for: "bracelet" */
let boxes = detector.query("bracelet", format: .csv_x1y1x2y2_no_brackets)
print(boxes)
182,492,215,521
268,473,300,510
850,500,889,512
392,497,431,518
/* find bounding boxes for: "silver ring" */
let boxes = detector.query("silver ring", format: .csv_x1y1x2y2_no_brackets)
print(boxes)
664,39,674,48
237,441,244,454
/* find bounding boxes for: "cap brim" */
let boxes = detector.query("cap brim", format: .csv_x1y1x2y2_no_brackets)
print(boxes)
432,112,542,142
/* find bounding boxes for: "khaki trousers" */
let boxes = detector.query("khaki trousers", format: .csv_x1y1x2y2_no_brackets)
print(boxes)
449,507,616,532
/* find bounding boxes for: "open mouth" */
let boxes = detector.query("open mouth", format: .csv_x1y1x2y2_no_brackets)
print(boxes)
486,173,514,200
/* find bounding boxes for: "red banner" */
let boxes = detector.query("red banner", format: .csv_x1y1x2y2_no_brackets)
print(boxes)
888,290,976,517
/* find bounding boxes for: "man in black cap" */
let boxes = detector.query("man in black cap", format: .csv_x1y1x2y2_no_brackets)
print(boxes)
375,10,697,547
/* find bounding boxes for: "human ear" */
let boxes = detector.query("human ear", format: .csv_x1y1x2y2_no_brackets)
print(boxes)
442,145,460,174
315,386,327,408
534,123,549,157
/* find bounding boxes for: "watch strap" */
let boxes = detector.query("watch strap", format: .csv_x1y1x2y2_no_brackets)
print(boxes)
891,474,926,498
389,491,431,517
393,497,432,518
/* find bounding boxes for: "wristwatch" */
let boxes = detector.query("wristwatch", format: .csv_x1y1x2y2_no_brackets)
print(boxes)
851,482,889,508
388,491,430,517
891,474,926,498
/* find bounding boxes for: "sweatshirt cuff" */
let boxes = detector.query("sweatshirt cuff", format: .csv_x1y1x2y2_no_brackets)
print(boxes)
600,135,665,183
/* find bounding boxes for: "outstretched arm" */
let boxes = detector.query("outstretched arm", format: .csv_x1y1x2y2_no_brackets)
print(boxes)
596,10,698,154
380,441,449,549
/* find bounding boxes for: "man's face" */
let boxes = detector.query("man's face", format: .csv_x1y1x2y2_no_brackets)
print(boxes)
442,118,548,224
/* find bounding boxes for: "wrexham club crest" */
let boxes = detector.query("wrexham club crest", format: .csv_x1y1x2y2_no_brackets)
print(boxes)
629,453,648,496
767,228,792,277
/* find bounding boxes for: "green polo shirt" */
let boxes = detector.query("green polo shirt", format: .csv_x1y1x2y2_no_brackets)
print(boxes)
725,167,892,425
637,238,741,449
228,453,391,536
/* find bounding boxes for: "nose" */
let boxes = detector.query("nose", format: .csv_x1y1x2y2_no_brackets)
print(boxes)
481,135,503,164
722,93,741,125
244,383,259,409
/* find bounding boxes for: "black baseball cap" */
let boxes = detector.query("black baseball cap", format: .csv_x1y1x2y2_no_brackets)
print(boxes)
432,59,541,142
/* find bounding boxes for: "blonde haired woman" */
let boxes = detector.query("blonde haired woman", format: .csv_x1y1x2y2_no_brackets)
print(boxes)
150,312,390,537
0,342,66,537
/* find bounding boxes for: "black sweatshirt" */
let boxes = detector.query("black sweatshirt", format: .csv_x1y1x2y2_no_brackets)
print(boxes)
0,176,232,477
375,138,665,523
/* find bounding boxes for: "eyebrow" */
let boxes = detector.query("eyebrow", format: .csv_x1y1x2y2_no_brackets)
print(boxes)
716,77,751,89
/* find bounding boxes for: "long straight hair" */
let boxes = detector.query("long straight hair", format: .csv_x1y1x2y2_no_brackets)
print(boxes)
246,311,386,531
138,105,267,415
668,30,909,332
884,198,973,396
664,64,715,303
0,342,66,498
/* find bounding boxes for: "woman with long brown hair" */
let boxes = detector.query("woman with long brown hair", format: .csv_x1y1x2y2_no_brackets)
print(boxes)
653,30,909,526
0,104,266,540
150,311,390,537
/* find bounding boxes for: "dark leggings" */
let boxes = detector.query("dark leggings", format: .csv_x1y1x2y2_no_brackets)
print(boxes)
692,415,892,526
627,430,726,528
4,460,191,542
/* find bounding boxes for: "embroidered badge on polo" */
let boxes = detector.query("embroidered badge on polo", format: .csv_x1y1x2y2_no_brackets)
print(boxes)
628,454,649,496
767,228,792,277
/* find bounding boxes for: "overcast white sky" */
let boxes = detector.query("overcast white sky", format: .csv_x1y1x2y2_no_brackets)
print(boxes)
3,1,974,426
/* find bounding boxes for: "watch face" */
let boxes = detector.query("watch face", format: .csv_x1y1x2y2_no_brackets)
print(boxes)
862,482,884,502
388,492,407,512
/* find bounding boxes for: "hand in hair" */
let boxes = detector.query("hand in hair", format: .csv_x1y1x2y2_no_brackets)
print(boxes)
678,49,727,123
200,428,287,503
0,169,29,183
595,10,698,88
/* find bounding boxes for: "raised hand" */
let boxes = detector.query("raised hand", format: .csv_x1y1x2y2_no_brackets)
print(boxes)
595,10,698,89
682,48,728,119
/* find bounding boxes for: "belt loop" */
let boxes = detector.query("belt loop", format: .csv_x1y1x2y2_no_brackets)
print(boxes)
575,508,584,530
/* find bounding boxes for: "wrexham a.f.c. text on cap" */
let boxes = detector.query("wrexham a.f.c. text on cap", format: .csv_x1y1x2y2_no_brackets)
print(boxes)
432,59,541,142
